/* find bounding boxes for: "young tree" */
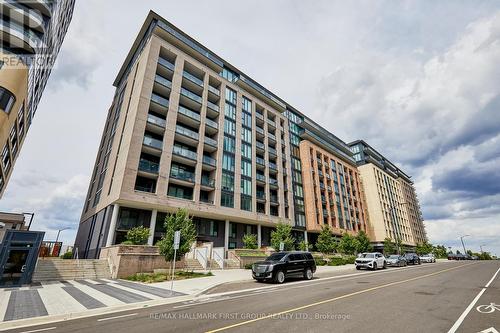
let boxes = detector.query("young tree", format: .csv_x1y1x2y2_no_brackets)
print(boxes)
338,233,357,255
242,234,258,249
123,226,150,245
157,209,197,261
383,238,396,255
416,241,433,255
270,222,295,251
432,245,448,259
315,225,337,254
354,230,372,254
298,240,312,251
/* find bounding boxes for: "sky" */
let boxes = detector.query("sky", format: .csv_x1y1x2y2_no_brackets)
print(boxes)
1,0,499,256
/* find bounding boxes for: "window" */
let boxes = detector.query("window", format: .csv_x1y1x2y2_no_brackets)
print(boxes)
241,160,252,177
224,103,236,120
221,192,234,208
1,145,10,174
292,171,302,183
241,195,252,211
168,184,193,200
224,118,236,136
292,157,301,171
0,87,16,114
242,111,252,128
241,178,252,195
221,172,234,191
241,127,252,143
242,96,252,112
294,184,303,197
222,153,235,172
241,143,252,159
223,135,235,153
225,87,237,105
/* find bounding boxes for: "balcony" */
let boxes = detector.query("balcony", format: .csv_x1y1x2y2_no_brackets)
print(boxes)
170,170,195,183
172,145,197,166
143,136,163,150
318,170,323,178
268,133,276,142
147,113,166,128
175,125,199,145
183,71,204,88
204,136,218,152
319,183,325,190
202,155,216,171
177,105,200,127
138,159,159,174
256,126,264,136
154,75,172,96
256,141,265,151
323,209,329,217
205,118,219,133
269,178,278,188
256,174,266,183
201,176,215,189
256,113,264,121
268,146,277,156
267,119,276,128
256,191,266,201
256,157,265,168
208,85,220,97
151,93,169,114
270,195,279,205
158,57,175,71
180,87,202,108
269,162,278,173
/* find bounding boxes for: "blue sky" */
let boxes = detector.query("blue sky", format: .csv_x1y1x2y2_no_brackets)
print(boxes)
1,0,499,255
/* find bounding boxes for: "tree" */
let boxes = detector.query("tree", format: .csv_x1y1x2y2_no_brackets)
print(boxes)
271,222,295,251
383,238,396,255
432,245,448,259
298,240,312,251
157,209,197,261
123,226,150,245
354,231,372,253
416,241,433,255
242,234,258,249
315,225,337,254
338,233,357,255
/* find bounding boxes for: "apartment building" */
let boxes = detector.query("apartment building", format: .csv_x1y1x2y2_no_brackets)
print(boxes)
0,212,27,243
0,0,75,197
349,140,427,249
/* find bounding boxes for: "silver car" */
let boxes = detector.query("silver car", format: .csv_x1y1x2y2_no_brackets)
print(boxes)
386,255,407,267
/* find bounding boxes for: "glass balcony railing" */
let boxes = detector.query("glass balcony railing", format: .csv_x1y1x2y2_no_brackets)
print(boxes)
201,177,215,187
207,100,220,112
256,174,266,182
183,71,204,86
256,127,264,135
143,136,163,150
151,93,169,108
202,155,216,166
269,162,277,170
204,136,218,147
268,147,277,155
178,106,200,121
176,125,199,140
208,85,220,96
170,170,195,182
147,113,166,128
269,179,278,186
256,141,265,150
270,195,278,203
158,57,175,71
256,113,264,120
257,192,266,200
268,133,276,141
205,118,218,129
139,159,159,174
180,87,202,104
155,74,172,88
267,119,276,127
172,145,197,160
256,157,265,165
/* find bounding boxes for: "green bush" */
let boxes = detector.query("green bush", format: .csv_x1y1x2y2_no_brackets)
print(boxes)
271,222,295,251
242,234,258,249
157,209,197,261
314,258,327,266
244,263,253,269
121,240,134,245
315,225,336,254
343,256,356,264
61,251,73,259
124,226,150,245
328,257,346,266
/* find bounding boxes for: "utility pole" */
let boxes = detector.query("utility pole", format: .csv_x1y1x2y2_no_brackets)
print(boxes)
460,235,470,255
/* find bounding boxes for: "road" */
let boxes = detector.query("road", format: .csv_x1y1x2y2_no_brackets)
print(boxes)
3,261,499,333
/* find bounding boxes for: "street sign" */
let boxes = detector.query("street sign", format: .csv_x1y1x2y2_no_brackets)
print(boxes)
173,230,181,250
279,242,284,251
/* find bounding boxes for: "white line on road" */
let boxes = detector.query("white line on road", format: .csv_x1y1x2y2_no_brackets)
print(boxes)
97,313,138,322
485,267,500,288
20,327,57,333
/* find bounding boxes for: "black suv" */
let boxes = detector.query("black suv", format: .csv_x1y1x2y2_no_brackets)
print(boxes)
252,251,316,284
404,253,421,265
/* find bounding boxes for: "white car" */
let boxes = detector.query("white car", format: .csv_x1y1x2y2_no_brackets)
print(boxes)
419,254,436,263
355,252,387,270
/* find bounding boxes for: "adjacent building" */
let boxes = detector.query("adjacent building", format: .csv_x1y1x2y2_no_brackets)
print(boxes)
0,212,27,242
75,11,425,259
349,140,427,249
0,0,75,197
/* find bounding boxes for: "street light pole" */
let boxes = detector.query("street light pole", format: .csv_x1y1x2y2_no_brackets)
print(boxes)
55,228,69,244
460,235,470,255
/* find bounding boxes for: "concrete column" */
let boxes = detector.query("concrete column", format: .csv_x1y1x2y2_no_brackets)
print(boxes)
224,220,230,258
304,230,308,250
148,209,158,245
106,204,120,247
257,224,262,248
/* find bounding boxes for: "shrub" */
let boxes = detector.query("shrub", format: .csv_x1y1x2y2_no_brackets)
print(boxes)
314,258,327,266
157,209,197,262
338,233,357,255
61,251,73,259
242,234,258,249
315,225,336,254
244,263,253,269
328,257,346,266
354,231,372,253
124,226,150,245
270,222,295,251
298,240,312,251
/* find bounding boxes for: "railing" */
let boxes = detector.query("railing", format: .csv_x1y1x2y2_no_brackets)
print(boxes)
269,179,278,186
256,157,265,165
269,162,278,170
176,125,199,140
256,174,266,182
256,141,265,150
135,184,155,193
173,145,197,160
256,127,264,135
257,192,266,200
151,93,169,108
158,57,175,71
256,113,264,120
270,195,279,203
267,119,276,127
195,247,208,270
147,113,166,127
204,136,218,147
201,177,215,187
170,170,195,182
207,100,220,112
268,147,277,155
268,133,276,141
155,74,172,88
205,118,218,129
183,71,204,86
139,159,159,174
212,248,224,270
143,136,163,150
202,155,217,166
178,105,200,121
181,87,202,103
208,85,220,96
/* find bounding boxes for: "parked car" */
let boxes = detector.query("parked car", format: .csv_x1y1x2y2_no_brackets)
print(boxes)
404,253,421,265
355,252,386,270
386,255,407,267
251,251,316,284
419,253,436,263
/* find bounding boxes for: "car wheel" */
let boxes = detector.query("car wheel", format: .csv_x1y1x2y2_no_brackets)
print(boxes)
356,266,361,270
383,261,387,269
274,270,285,284
304,268,313,280
372,262,377,270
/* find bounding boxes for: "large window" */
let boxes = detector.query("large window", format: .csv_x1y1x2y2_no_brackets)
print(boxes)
224,103,236,120
0,87,16,114
225,87,237,105
221,192,234,208
221,171,234,192
241,195,252,211
242,111,252,128
241,127,252,143
223,135,235,153
168,184,193,200
224,118,236,136
242,96,252,112
222,153,235,172
241,178,252,196
241,143,252,159
241,160,252,177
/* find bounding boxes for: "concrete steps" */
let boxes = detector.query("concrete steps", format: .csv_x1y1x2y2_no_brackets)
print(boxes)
183,258,204,271
33,259,111,282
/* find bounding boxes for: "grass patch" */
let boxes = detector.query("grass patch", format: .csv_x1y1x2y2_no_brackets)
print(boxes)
125,271,213,283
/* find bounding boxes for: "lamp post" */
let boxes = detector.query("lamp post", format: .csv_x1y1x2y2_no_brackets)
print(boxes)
460,235,470,255
55,227,69,244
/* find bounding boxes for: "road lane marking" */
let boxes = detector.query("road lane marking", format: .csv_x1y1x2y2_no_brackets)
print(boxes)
485,267,500,288
477,303,500,314
448,265,500,333
206,263,473,333
20,328,57,333
96,313,138,322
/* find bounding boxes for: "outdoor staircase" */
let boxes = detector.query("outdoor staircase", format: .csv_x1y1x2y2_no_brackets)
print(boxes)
224,258,240,269
33,259,111,282
183,258,205,271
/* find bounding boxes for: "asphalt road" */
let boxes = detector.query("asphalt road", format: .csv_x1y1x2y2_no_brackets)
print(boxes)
3,261,499,333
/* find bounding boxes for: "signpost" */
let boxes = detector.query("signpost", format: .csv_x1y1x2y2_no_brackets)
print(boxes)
279,242,284,252
170,230,181,293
